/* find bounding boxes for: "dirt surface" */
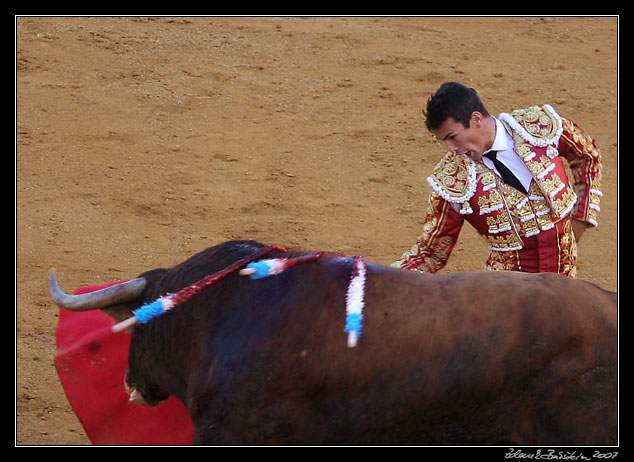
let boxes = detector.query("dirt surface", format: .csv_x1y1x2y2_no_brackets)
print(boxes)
16,16,618,445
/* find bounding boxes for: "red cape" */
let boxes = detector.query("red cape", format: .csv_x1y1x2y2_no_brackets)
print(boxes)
54,282,194,445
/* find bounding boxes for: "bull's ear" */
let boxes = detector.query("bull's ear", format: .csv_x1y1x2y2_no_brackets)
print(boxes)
99,303,138,324
102,267,169,325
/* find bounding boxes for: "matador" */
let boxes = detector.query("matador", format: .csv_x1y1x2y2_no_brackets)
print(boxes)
393,87,602,277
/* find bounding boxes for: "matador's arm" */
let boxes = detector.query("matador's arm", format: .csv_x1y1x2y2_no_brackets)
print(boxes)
392,192,465,273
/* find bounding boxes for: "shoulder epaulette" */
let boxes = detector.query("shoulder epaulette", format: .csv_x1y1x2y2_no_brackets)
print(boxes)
427,152,477,214
499,104,563,148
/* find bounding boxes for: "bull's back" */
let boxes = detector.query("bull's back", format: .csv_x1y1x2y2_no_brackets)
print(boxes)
369,267,616,334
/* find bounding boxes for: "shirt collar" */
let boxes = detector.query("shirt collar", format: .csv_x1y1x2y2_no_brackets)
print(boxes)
484,116,511,154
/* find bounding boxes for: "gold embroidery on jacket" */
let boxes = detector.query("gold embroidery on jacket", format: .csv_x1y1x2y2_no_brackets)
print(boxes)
485,250,520,272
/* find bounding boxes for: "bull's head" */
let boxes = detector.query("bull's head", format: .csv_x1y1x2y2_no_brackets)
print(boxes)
49,269,167,406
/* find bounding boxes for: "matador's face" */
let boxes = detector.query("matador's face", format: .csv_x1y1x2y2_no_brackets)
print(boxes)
432,112,493,162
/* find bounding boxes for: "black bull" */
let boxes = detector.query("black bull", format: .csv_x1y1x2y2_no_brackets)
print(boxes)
49,240,617,445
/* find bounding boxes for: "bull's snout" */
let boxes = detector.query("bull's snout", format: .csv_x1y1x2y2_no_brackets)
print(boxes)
124,378,153,406
124,378,143,404
124,373,165,407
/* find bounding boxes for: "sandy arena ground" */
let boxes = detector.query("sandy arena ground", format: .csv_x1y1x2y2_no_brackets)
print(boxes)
16,16,618,445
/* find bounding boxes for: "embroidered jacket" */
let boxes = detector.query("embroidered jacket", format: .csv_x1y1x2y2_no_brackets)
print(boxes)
393,105,602,274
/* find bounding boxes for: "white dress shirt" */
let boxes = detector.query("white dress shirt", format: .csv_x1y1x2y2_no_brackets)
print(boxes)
482,117,534,193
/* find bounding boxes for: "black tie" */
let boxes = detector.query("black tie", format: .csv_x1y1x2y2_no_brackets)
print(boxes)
484,151,527,194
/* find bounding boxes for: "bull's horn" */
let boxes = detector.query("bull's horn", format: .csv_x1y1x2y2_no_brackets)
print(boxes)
48,268,147,311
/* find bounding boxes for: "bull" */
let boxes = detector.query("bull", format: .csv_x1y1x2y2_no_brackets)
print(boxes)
49,240,617,445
